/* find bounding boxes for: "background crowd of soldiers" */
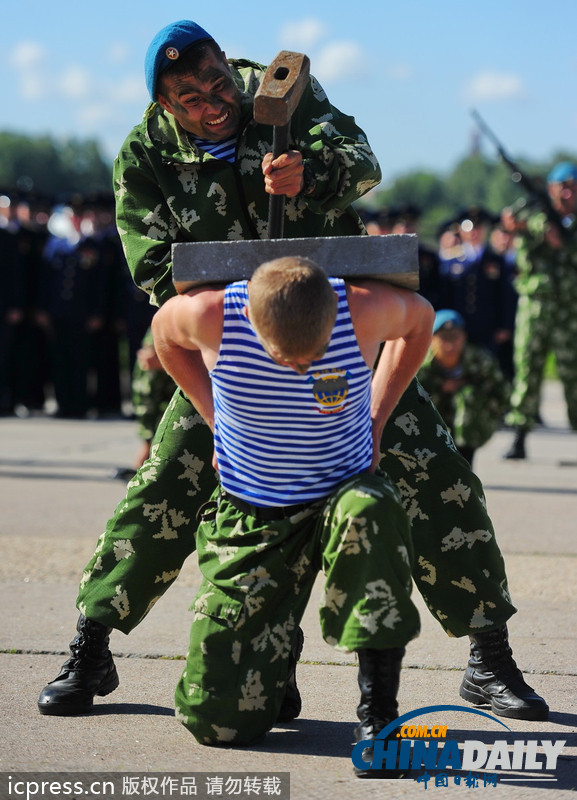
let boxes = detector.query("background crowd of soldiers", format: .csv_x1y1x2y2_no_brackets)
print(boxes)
0,189,155,420
361,202,519,381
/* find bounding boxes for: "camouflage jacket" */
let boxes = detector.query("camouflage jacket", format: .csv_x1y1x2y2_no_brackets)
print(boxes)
514,210,577,297
113,58,381,307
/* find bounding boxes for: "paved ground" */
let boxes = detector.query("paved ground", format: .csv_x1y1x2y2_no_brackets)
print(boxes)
0,380,575,798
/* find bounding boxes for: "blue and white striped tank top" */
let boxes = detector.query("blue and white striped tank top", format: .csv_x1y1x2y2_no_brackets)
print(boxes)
189,134,236,162
210,278,373,507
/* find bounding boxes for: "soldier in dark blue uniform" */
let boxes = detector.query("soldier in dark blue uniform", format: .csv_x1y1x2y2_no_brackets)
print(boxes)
40,201,103,418
389,204,446,309
439,206,514,367
0,199,19,415
86,192,126,418
489,216,519,381
10,190,52,414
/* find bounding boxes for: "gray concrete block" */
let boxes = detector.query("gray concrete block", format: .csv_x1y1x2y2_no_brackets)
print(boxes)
172,234,419,293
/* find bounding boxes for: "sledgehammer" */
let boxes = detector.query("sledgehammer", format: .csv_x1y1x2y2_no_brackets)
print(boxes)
253,50,310,239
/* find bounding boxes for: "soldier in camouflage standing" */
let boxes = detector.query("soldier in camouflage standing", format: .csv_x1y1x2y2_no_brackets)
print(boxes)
37,19,547,727
503,161,577,459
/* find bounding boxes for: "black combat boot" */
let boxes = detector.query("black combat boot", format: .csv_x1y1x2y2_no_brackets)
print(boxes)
460,625,548,720
37,615,119,715
354,647,405,779
503,427,527,460
276,627,304,723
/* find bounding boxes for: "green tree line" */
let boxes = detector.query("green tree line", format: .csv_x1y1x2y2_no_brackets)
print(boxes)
0,132,111,198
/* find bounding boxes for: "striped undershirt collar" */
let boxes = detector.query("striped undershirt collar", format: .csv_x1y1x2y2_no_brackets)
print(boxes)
189,134,237,163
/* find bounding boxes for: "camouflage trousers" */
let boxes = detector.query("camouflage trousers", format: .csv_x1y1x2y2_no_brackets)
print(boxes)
506,293,577,430
175,472,419,745
77,379,515,639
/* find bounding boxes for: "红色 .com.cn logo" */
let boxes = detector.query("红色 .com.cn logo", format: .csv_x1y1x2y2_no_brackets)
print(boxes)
352,704,565,786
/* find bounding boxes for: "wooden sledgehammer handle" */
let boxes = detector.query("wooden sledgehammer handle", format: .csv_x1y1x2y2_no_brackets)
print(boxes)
254,51,310,239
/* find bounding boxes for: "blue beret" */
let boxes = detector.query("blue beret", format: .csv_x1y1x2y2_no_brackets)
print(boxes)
144,20,215,99
433,309,465,334
547,161,577,184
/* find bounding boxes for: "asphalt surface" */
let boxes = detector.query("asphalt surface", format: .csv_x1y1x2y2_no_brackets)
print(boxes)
0,380,576,799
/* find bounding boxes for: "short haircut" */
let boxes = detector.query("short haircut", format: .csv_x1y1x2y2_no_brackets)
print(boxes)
157,40,225,97
248,257,338,359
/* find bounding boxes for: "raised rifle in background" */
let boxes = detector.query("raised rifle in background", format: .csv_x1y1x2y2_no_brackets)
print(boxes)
471,109,573,242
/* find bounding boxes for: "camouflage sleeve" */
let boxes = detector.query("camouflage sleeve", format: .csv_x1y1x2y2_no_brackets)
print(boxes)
291,75,382,213
113,135,178,308
514,212,556,291
521,212,549,254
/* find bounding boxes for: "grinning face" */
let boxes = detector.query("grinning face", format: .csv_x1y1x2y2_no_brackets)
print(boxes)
157,49,242,141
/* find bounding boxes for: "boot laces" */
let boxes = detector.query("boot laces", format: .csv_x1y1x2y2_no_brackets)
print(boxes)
474,628,522,677
66,620,109,669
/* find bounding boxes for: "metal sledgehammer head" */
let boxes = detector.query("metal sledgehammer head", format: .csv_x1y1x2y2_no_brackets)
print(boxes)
172,234,419,293
254,50,310,128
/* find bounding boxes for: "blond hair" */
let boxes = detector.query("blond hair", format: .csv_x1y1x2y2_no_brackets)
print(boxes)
248,257,337,358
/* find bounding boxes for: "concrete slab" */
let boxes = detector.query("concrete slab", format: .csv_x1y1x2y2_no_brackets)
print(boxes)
171,234,419,292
